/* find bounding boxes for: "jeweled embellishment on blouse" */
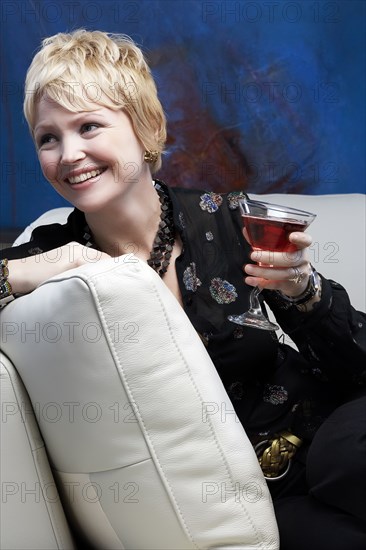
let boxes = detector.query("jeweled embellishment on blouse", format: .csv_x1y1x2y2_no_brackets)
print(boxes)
183,262,202,292
263,384,288,405
209,277,238,304
199,192,223,213
205,231,214,241
227,191,247,210
178,211,186,229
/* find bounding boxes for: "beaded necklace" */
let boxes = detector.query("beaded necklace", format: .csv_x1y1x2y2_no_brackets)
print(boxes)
82,181,175,278
147,181,175,277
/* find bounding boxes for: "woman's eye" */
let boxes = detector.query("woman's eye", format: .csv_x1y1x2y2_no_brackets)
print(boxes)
82,123,99,133
39,134,56,146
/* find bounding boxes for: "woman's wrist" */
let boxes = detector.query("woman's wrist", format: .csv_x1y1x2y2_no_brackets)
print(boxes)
276,266,322,312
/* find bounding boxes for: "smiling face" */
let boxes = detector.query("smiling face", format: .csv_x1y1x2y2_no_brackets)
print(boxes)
34,95,152,213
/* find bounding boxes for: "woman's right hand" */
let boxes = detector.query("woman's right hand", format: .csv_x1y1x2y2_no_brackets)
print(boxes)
7,242,111,295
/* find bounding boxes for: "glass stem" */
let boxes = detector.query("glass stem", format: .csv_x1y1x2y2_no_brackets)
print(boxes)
249,286,263,313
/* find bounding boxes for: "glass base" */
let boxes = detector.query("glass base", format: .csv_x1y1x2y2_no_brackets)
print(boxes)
228,311,279,331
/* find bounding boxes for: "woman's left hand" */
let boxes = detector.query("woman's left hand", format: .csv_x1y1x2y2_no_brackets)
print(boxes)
243,229,312,298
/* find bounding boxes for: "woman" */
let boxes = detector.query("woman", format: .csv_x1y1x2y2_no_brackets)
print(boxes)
1,30,365,548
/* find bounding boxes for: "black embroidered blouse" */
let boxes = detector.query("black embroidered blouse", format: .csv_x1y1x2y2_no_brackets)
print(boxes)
2,181,366,446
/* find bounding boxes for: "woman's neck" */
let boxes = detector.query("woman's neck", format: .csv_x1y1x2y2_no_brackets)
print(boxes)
84,178,161,260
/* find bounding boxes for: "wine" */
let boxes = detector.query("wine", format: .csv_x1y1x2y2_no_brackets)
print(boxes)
243,214,308,252
229,199,315,330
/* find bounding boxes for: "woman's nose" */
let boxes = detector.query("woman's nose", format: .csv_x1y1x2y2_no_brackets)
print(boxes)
60,137,86,165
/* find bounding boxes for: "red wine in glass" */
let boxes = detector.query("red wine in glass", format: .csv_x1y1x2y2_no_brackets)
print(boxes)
228,198,316,330
243,215,309,254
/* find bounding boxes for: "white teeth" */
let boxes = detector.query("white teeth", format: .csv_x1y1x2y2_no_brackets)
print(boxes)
68,169,102,184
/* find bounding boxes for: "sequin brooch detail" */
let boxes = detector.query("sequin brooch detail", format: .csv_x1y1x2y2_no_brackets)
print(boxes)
209,277,238,304
199,192,223,213
227,191,247,210
183,262,202,292
263,384,288,405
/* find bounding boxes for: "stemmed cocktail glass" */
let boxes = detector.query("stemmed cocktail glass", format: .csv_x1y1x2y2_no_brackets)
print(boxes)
228,198,316,331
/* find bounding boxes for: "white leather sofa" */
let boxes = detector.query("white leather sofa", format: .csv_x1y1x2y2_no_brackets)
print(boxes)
1,193,365,549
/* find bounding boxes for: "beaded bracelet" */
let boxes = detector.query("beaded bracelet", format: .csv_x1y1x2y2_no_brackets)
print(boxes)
1,258,9,279
0,259,14,306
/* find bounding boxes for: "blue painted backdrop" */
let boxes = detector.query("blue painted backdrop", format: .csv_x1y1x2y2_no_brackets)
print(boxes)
1,0,365,229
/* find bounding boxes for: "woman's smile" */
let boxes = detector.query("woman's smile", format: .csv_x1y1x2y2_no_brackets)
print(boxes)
65,166,107,185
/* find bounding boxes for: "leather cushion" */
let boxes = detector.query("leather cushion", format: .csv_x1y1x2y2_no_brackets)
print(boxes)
1,257,279,549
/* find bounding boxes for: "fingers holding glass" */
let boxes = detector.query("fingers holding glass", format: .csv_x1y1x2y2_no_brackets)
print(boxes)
228,198,316,330
244,262,311,295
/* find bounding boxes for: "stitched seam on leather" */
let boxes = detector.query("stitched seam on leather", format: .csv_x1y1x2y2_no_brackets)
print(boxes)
149,284,265,548
85,273,200,549
55,457,153,476
86,265,266,549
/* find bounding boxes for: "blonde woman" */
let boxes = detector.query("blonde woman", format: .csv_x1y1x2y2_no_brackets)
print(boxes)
1,30,365,549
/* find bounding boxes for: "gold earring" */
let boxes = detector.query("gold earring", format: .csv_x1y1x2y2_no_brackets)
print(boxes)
144,150,159,163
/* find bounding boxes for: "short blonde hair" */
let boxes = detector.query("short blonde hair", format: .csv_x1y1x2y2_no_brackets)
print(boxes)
24,29,166,172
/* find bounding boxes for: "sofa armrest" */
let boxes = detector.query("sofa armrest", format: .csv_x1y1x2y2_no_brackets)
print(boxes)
1,257,279,549
0,352,75,549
